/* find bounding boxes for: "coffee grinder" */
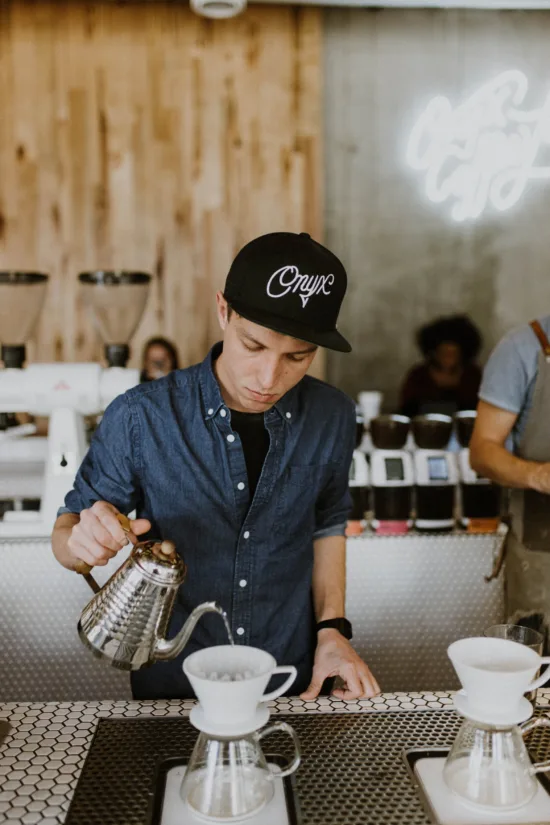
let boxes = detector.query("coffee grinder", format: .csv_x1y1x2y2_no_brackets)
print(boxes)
370,415,413,534
412,414,457,531
347,412,370,536
0,270,151,536
455,410,501,532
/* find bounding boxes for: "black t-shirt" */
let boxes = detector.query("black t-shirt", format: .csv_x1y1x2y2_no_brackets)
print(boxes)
230,409,270,499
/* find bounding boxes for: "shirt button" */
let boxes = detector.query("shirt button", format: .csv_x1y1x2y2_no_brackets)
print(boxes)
237,482,245,491
239,579,247,588
227,434,235,443
243,531,250,539
220,409,227,418
207,408,214,415
236,627,245,636
286,412,292,419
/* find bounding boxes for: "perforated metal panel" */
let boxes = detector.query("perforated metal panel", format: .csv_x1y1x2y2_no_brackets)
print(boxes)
0,538,132,701
0,532,505,701
346,532,506,691
65,711,550,825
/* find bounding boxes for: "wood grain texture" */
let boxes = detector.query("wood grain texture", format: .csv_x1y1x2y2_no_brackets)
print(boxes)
0,2,325,377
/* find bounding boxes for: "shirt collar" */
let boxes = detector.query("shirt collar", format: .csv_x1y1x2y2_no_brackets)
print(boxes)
200,343,226,421
199,342,299,424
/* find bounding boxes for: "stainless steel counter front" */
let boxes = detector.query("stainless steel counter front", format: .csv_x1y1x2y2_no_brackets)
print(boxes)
0,531,505,701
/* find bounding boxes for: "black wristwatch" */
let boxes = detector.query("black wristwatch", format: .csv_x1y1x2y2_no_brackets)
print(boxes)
316,618,353,640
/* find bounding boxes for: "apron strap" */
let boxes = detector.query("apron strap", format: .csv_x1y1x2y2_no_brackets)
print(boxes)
530,320,550,357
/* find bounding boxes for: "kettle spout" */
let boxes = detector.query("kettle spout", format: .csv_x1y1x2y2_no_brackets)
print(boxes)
154,601,231,661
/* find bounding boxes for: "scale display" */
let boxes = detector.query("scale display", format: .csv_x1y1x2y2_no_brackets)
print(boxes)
385,457,405,481
428,456,449,481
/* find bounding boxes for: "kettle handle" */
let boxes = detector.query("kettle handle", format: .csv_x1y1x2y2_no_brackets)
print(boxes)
74,513,131,580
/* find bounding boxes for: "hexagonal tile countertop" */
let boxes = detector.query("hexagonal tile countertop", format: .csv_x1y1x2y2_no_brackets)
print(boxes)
1,690,549,824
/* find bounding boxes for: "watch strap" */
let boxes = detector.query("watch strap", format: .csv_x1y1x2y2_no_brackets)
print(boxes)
316,617,353,640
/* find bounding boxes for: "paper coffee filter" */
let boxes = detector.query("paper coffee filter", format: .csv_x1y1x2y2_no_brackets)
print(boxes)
449,637,538,672
185,645,272,681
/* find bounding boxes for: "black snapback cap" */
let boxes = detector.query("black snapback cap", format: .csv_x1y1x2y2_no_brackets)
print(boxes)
223,232,351,353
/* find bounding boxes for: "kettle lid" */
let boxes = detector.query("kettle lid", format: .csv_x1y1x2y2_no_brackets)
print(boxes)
133,539,186,585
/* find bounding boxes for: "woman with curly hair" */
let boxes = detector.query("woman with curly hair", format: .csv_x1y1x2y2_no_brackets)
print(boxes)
399,314,483,418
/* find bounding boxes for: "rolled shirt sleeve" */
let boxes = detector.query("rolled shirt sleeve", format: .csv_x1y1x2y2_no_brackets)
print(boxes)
313,399,355,539
60,393,141,516
479,330,531,415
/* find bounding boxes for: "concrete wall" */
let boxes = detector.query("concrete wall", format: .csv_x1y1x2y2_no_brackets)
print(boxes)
324,9,550,408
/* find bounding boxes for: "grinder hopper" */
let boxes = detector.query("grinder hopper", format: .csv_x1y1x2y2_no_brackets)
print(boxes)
78,271,151,367
0,272,49,368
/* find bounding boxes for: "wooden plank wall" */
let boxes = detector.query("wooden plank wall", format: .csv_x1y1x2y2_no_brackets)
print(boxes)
324,9,550,406
0,1,324,376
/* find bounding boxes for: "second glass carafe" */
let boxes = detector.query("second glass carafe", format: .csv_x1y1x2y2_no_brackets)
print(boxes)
443,716,550,810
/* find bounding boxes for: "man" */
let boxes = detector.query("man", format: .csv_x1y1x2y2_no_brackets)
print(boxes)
52,232,380,701
470,316,550,642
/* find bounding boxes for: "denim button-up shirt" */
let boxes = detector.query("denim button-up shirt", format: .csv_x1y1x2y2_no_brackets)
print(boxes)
64,344,355,698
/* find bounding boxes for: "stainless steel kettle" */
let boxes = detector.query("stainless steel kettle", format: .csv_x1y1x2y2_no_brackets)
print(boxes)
75,518,228,671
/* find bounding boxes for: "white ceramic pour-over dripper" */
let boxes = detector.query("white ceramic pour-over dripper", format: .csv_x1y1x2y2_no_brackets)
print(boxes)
448,637,550,723
184,646,297,732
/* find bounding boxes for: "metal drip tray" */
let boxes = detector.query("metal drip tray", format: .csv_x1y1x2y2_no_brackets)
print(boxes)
65,711,550,825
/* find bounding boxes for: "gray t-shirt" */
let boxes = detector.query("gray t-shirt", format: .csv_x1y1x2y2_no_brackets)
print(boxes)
479,316,550,450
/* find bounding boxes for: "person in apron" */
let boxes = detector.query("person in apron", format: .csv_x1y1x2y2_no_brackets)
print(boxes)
471,319,550,650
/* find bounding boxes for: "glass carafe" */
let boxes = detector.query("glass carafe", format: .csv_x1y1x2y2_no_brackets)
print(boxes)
443,716,550,810
180,722,301,821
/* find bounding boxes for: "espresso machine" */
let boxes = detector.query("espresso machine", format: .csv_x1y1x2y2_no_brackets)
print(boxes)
412,414,458,531
455,410,501,532
370,415,414,534
0,271,151,537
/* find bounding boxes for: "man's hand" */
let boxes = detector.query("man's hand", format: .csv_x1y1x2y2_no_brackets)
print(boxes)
67,501,151,569
300,629,380,701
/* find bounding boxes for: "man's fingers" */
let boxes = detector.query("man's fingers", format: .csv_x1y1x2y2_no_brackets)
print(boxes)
361,669,381,698
69,536,117,567
337,664,364,700
91,502,130,546
300,670,326,700
81,507,124,551
130,518,152,537
331,666,380,700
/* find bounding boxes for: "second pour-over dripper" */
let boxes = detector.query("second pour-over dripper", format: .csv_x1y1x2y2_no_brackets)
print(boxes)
444,636,550,811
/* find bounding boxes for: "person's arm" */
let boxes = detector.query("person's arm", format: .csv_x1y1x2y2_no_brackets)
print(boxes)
300,398,380,701
51,395,150,571
311,534,346,622
470,400,550,492
301,534,380,700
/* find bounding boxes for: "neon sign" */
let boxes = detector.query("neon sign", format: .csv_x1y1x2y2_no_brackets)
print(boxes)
406,70,550,221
